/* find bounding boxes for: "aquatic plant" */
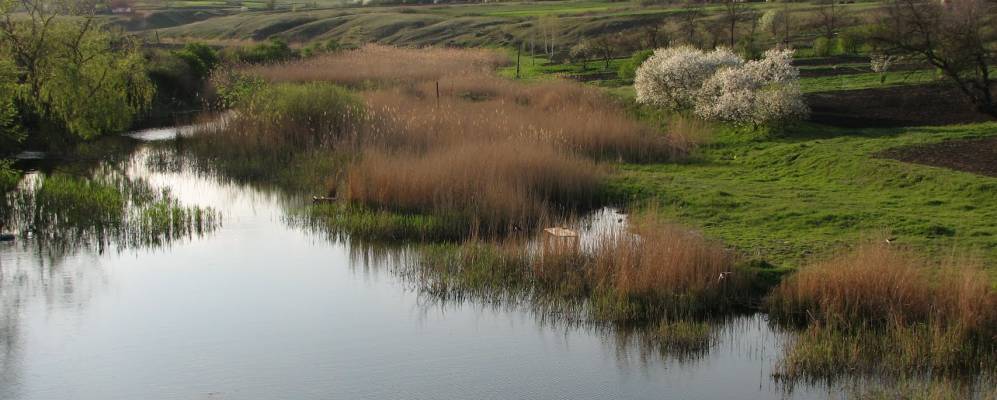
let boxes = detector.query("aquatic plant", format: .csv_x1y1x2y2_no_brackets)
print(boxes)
406,212,763,322
187,82,364,184
3,168,220,255
769,243,997,379
345,141,605,238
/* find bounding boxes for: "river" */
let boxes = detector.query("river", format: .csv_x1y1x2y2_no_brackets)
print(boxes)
0,132,890,399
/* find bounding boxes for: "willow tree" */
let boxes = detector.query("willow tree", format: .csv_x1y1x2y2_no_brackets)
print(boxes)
0,0,153,140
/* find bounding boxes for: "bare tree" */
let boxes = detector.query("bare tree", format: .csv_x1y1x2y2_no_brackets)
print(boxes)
589,35,619,70
721,0,748,48
537,15,561,58
816,0,839,39
675,0,703,47
872,0,996,116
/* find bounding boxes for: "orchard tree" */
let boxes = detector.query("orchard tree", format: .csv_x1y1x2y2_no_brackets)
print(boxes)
635,46,808,125
695,48,809,125
871,0,996,116
0,0,154,139
634,46,742,110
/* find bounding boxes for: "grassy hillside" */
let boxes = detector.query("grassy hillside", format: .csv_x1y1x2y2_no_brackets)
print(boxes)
129,0,887,49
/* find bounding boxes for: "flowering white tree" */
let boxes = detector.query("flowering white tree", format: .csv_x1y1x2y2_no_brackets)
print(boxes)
695,49,808,125
634,46,742,110
635,46,808,125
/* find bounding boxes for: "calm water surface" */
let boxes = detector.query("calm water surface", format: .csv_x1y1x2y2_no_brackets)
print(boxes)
1,142,842,399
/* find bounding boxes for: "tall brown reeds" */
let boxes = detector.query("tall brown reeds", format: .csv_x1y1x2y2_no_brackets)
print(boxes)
206,45,705,240
769,243,997,378
345,141,605,237
241,44,509,86
584,215,749,319
768,243,997,337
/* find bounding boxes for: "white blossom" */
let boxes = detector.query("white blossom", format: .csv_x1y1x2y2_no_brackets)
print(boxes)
635,46,807,125
634,46,742,110
695,48,808,125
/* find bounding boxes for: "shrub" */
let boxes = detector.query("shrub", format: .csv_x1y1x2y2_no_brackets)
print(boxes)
634,46,742,110
236,38,298,64
694,49,808,125
617,49,653,81
173,42,220,80
0,159,18,194
835,30,863,55
812,37,832,57
635,46,807,125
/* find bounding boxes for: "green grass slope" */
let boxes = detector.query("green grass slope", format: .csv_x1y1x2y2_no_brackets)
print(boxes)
609,122,997,269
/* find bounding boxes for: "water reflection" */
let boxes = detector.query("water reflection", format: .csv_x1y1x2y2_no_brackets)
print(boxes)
1,164,220,263
1,142,993,399
0,246,108,399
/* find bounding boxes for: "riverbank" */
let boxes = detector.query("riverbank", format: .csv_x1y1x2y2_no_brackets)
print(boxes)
164,45,997,386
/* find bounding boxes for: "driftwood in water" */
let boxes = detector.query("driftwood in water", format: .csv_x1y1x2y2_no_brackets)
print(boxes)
0,233,15,242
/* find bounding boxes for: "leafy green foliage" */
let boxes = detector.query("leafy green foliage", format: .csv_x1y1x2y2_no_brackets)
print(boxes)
173,42,220,80
617,49,653,81
812,37,832,57
234,38,297,64
0,10,154,140
0,159,18,195
0,59,22,149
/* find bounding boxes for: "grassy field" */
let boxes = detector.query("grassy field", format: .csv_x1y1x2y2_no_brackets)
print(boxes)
126,0,889,51
497,52,997,270
608,121,997,268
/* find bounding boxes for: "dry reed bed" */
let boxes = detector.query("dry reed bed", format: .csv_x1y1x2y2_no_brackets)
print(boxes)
415,213,757,321
768,243,996,336
359,78,686,162
345,141,604,237
241,44,509,86
768,243,997,377
230,45,694,237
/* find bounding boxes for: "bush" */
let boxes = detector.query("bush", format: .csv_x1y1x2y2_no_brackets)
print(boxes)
835,30,863,55
173,42,220,80
636,46,807,125
812,37,832,57
235,38,298,64
634,46,742,110
694,49,808,125
617,49,653,81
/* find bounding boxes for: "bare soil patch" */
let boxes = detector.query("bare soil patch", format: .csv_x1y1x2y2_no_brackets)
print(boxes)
877,136,997,177
806,84,996,128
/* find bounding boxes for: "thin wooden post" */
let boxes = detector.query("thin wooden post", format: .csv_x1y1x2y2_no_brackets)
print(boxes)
515,45,521,79
435,81,440,108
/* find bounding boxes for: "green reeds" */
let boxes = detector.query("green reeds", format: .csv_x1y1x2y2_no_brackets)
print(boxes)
4,168,220,254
